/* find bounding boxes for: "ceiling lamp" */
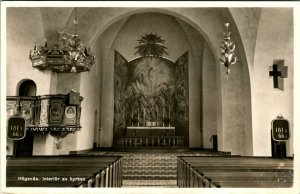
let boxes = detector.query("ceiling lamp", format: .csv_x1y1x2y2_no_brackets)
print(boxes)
29,8,95,73
219,23,237,74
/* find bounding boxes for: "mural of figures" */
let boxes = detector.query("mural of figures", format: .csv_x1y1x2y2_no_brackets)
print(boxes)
175,52,189,144
127,57,176,126
114,51,128,138
114,50,188,145
129,58,175,97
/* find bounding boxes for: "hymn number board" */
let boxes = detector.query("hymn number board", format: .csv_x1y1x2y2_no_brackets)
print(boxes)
272,117,289,142
7,117,26,140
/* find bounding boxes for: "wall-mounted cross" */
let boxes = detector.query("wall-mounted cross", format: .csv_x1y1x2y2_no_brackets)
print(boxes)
269,60,288,90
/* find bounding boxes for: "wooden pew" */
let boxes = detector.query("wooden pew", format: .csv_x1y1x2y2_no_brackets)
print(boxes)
177,156,293,188
7,160,121,188
8,160,111,187
7,166,108,187
7,155,122,187
7,157,121,187
178,156,293,188
180,159,293,188
6,156,122,188
8,157,120,187
202,170,293,188
7,170,102,187
186,169,293,188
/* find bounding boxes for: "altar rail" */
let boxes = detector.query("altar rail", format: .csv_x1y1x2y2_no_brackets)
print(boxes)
117,136,184,147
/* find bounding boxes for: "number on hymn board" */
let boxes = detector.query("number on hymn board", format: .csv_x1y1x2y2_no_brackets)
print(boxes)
7,117,26,140
272,119,289,141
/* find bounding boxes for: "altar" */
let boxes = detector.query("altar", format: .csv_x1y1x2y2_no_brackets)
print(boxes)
126,126,175,137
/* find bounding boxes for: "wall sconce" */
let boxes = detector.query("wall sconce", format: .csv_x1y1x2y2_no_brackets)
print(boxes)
219,23,237,74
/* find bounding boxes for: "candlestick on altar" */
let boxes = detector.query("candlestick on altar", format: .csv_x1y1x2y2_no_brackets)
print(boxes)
156,107,158,126
138,109,140,127
169,108,171,127
163,107,165,127
143,108,145,126
131,110,133,126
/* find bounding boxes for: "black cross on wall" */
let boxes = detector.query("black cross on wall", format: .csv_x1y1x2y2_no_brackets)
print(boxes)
269,60,288,90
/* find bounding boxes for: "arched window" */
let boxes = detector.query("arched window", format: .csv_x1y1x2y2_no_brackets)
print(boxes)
18,80,36,96
14,79,36,157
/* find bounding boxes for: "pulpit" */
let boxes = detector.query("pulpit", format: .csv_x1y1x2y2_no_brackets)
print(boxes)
6,91,83,149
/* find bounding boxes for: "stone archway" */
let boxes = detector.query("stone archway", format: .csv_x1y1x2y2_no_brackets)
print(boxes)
69,7,252,154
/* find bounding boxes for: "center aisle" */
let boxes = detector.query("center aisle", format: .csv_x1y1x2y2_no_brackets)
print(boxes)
79,150,223,187
122,153,178,187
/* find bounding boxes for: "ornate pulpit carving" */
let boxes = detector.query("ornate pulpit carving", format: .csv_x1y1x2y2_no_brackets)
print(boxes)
6,92,83,149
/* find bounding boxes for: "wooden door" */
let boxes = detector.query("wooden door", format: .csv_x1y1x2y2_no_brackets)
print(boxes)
14,130,34,157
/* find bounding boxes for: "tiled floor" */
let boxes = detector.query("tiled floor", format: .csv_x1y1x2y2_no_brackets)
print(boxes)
122,180,177,187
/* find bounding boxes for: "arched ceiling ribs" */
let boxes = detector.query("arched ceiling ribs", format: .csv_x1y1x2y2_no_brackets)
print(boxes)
77,8,219,61
102,17,130,63
228,8,262,75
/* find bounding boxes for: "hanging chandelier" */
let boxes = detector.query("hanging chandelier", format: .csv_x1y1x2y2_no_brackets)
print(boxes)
29,8,95,73
219,23,237,74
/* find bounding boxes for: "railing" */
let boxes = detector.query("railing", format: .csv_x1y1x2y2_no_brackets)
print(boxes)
116,136,184,147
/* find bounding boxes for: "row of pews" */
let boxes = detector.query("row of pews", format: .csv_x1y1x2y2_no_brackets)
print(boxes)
6,155,122,187
177,156,293,188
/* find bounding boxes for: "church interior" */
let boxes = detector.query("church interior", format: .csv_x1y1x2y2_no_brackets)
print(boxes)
3,5,296,190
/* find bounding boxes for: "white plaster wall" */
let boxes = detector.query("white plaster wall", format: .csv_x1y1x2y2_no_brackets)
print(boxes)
6,8,55,155
229,8,262,72
77,54,100,151
252,8,293,156
32,134,54,155
219,54,246,156
50,133,76,155
168,8,252,155
202,42,218,149
6,8,52,96
213,9,253,156
176,18,204,148
98,18,128,147
229,8,262,156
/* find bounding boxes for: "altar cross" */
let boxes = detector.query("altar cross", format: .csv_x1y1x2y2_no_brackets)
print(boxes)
269,60,288,90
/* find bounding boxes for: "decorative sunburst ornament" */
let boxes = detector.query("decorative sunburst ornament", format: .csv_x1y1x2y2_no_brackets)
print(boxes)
135,33,168,58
